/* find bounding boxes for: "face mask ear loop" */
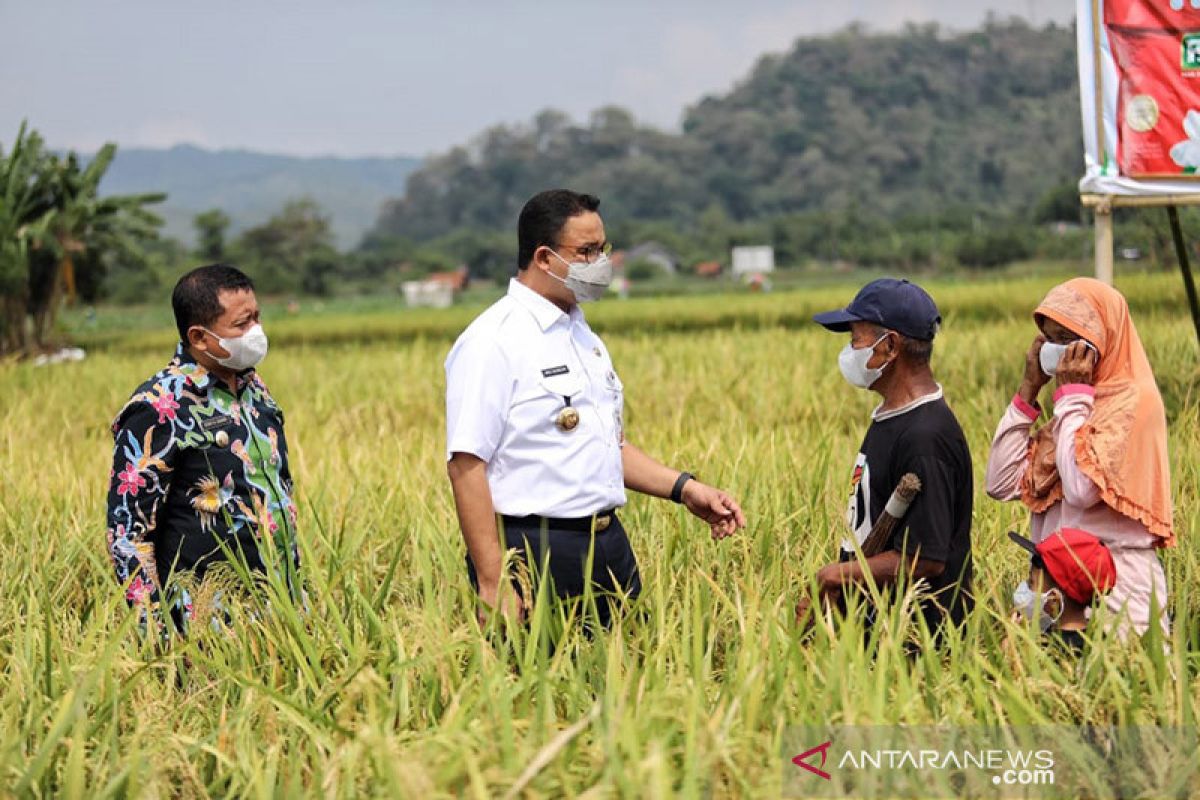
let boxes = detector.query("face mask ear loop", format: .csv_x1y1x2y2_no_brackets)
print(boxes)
547,247,571,269
872,331,897,373
197,327,223,351
544,248,573,285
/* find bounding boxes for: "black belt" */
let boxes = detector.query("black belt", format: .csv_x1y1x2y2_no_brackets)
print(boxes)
500,510,616,533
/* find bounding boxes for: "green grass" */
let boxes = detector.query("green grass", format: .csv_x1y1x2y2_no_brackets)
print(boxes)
1,270,1197,797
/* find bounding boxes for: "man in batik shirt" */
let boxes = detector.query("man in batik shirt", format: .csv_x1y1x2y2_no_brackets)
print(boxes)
105,263,299,631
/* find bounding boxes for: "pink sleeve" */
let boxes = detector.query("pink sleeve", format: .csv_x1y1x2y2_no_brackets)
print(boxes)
1052,385,1101,508
985,396,1038,501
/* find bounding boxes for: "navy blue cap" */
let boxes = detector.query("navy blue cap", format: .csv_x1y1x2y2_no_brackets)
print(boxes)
813,278,941,341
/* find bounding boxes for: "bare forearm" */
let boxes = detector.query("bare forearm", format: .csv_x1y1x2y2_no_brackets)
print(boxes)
621,442,683,499
819,551,944,592
821,553,897,589
622,443,746,539
1016,378,1044,408
447,454,502,586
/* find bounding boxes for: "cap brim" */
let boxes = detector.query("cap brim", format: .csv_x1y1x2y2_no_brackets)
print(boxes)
812,308,861,332
1007,530,1038,556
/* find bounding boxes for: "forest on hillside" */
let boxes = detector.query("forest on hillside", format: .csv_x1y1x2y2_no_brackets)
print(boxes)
375,20,1079,240
356,18,1113,283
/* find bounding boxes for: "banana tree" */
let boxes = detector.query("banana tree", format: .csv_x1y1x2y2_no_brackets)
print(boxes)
0,122,56,354
26,144,165,344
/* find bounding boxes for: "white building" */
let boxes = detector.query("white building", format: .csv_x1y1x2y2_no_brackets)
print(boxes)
402,280,455,309
731,245,775,276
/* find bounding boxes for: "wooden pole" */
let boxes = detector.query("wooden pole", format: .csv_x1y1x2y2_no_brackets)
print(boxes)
1087,3,1114,285
1094,200,1114,285
1092,0,1107,174
1165,206,1200,349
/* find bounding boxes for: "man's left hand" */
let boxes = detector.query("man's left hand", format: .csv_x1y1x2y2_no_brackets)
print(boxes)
681,480,746,540
796,563,845,630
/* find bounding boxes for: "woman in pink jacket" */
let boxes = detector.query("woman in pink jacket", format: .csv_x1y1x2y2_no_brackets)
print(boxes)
985,278,1174,639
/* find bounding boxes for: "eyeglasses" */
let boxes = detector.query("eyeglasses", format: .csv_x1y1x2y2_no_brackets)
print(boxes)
559,241,612,263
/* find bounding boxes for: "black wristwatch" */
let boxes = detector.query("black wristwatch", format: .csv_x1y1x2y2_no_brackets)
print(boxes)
671,471,694,504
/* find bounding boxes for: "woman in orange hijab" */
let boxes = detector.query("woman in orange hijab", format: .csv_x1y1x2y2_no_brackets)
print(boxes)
985,278,1173,639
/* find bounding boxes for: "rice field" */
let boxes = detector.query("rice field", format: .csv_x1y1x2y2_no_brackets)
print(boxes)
0,269,1197,798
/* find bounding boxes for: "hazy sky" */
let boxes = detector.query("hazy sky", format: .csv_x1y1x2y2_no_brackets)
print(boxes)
1,1,1074,158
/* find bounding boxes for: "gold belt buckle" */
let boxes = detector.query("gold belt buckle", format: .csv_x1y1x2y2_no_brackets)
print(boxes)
593,514,612,532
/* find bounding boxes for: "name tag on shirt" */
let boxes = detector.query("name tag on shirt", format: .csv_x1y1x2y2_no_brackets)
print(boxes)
200,414,236,432
541,365,570,378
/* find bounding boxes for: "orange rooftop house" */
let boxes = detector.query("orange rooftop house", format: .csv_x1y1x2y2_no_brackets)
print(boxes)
427,266,470,291
403,265,469,309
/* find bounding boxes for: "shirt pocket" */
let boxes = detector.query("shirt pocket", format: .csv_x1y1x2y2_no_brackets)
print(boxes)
535,370,587,433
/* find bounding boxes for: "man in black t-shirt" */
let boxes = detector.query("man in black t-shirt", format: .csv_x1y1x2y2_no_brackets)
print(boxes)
804,278,974,639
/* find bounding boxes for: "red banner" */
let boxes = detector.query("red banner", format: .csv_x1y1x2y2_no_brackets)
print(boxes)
1106,0,1200,176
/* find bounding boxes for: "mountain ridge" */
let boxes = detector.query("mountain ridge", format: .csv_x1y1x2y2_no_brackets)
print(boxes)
92,144,421,248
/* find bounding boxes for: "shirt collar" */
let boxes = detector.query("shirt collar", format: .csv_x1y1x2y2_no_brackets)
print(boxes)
507,278,581,331
871,384,943,422
171,341,257,394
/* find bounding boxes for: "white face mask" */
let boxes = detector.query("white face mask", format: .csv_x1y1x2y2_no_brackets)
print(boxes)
1039,340,1096,378
838,333,891,389
548,249,614,303
202,323,269,371
1012,580,1064,633
1039,342,1068,378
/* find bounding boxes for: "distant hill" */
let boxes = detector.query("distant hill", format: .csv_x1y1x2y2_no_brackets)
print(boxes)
371,19,1080,242
95,145,421,248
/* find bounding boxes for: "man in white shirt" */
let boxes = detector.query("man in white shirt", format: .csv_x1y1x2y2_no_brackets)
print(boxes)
446,189,746,628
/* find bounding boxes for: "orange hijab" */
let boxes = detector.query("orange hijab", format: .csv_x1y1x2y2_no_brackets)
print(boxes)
1019,278,1175,546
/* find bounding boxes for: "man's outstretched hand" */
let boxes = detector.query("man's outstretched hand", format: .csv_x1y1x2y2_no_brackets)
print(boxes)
681,480,746,540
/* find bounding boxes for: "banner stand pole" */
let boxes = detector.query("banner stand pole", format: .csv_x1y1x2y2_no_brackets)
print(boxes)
1165,205,1200,350
1094,197,1114,285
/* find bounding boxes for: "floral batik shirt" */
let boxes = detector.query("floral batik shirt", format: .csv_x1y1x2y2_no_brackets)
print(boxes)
105,343,299,627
